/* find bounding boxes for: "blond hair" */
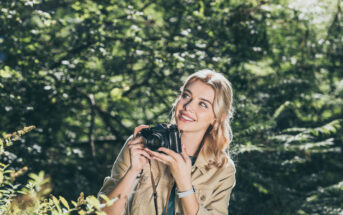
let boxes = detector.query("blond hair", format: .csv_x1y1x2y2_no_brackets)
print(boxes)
170,69,234,169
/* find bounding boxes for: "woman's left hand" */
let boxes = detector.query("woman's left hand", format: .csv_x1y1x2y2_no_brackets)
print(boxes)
145,144,193,191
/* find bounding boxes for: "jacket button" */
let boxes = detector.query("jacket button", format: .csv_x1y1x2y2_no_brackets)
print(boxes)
200,195,206,201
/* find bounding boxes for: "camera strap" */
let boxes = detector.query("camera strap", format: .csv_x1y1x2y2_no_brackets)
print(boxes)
149,160,174,215
162,180,174,215
149,160,158,215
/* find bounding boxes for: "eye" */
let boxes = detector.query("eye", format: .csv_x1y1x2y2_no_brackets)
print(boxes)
182,93,190,99
200,102,208,108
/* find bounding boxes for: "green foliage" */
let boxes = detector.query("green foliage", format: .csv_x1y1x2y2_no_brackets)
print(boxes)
1,0,343,214
0,127,114,214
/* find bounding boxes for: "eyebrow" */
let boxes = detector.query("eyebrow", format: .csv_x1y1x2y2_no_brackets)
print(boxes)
184,89,213,105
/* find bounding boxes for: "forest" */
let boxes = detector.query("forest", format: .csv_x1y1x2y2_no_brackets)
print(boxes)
0,0,342,214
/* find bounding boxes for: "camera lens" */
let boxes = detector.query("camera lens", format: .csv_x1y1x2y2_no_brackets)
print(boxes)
147,133,163,151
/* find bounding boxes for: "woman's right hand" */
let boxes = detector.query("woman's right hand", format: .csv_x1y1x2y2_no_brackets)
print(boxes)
127,125,151,174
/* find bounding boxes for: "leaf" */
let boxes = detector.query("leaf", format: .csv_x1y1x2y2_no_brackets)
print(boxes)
59,196,70,210
86,195,101,210
311,119,342,136
71,200,77,207
77,192,85,205
273,101,291,119
253,182,269,194
51,195,62,213
78,209,86,215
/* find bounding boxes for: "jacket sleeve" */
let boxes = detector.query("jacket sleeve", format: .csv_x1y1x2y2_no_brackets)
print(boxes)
97,135,133,199
197,160,236,215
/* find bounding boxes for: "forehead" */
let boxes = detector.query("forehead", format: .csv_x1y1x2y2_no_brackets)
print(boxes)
185,80,215,102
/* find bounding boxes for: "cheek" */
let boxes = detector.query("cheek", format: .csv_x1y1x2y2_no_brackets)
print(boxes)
175,100,183,115
198,111,213,123
176,99,186,110
175,101,181,111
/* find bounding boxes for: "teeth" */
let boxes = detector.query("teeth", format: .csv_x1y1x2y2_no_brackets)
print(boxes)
182,114,194,121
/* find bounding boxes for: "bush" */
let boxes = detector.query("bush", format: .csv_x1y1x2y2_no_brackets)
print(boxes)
0,126,112,215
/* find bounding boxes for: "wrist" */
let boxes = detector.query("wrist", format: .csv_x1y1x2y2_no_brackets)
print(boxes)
128,167,142,176
176,186,195,198
176,181,193,192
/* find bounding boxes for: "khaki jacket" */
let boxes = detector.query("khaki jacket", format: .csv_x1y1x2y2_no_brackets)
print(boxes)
98,136,236,215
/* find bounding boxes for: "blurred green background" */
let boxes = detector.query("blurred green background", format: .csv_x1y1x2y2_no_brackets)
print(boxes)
1,0,342,214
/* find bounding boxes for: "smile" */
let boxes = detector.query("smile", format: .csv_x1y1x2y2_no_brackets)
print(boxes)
178,112,195,122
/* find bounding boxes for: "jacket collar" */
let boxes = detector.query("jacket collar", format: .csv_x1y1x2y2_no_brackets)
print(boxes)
192,152,208,174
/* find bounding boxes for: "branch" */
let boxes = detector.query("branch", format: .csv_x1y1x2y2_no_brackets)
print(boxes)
324,0,342,42
77,89,130,144
49,40,97,70
83,93,100,168
68,138,117,147
94,105,131,136
88,94,97,158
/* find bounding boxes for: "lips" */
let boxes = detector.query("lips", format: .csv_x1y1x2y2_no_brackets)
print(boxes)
179,111,195,122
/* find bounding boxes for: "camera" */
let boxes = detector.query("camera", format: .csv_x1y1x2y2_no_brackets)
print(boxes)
137,123,182,153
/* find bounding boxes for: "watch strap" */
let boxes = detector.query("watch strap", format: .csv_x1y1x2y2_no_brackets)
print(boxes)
176,186,195,198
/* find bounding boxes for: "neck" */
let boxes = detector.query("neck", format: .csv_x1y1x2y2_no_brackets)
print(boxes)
181,130,207,156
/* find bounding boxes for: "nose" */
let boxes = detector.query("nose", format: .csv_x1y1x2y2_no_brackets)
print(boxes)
183,98,195,112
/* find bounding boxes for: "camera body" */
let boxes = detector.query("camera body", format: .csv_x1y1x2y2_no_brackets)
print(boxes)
137,123,182,153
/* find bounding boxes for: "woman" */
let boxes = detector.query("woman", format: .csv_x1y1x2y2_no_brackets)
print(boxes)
98,69,236,215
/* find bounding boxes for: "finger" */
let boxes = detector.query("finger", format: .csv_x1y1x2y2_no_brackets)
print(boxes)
129,136,145,145
132,148,152,159
129,140,146,148
149,150,174,163
133,125,149,137
157,147,180,161
144,148,154,156
129,145,144,151
144,147,160,155
152,156,168,165
139,151,152,160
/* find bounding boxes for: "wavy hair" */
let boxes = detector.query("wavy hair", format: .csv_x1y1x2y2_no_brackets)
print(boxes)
170,69,234,169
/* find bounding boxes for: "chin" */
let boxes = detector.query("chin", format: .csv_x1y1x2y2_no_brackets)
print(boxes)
176,122,196,132
176,121,188,131
176,121,183,129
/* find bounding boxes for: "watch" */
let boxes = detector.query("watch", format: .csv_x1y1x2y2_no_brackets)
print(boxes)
176,186,196,198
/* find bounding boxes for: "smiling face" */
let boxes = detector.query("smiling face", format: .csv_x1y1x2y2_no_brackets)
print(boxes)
175,80,216,135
